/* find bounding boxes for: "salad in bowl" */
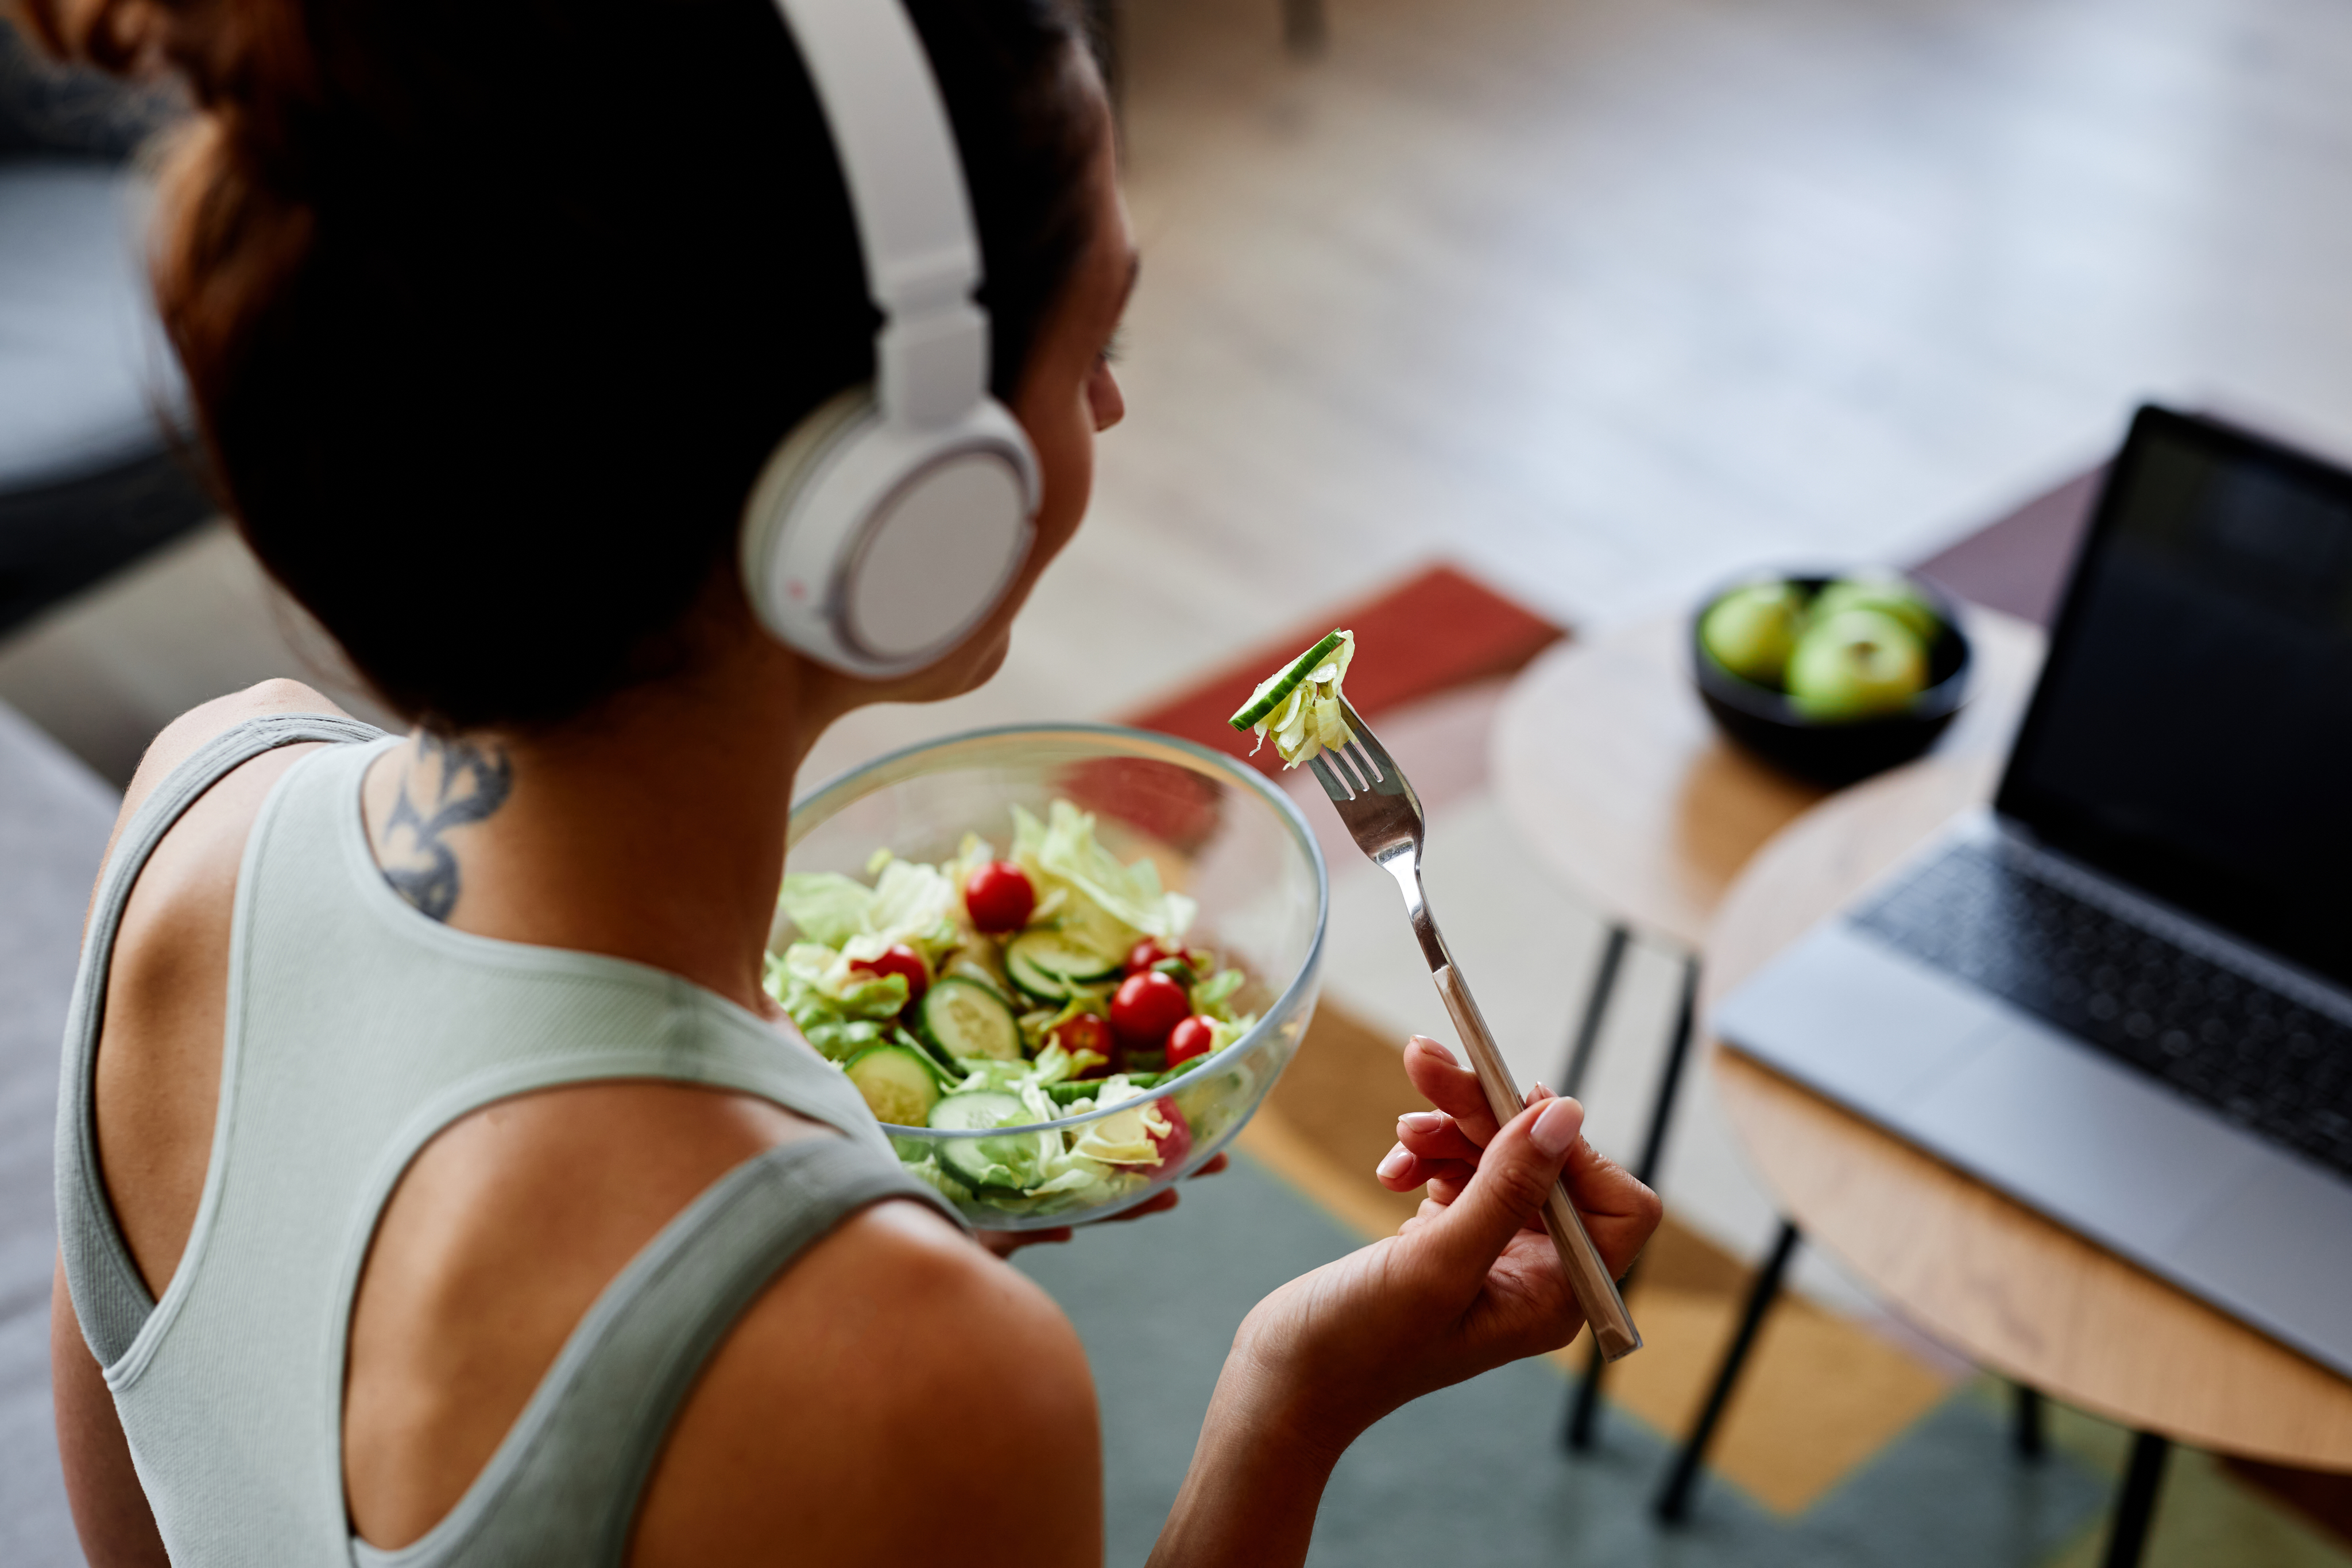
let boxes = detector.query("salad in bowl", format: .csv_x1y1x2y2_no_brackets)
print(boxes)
773,726,1326,1228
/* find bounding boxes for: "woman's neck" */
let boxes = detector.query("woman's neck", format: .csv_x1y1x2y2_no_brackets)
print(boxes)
360,644,827,1015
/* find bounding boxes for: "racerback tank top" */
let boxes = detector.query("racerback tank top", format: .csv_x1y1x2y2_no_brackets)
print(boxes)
54,715,964,1564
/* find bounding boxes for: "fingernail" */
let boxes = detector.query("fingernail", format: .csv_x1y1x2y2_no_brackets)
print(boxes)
1409,1035,1459,1066
1531,1097,1584,1158
1376,1145,1413,1179
1398,1111,1444,1135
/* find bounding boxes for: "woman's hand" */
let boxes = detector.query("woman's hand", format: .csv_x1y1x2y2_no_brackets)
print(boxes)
1148,1036,1658,1567
1230,1035,1659,1452
974,1152,1231,1257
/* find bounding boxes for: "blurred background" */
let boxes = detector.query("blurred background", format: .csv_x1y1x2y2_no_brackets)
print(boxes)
7,0,2352,1562
16,0,2352,783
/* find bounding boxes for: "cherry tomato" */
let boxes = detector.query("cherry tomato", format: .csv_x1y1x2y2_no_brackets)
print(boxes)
848,943,929,1003
1166,1015,1219,1067
963,861,1035,934
1110,970,1190,1049
1125,938,1183,975
1050,1012,1116,1075
1149,1098,1194,1167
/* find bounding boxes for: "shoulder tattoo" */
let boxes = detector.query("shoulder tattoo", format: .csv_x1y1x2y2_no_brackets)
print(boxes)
380,733,513,922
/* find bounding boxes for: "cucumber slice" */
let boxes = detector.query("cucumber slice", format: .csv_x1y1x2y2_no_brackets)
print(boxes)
928,1090,1033,1132
1009,930,1123,984
917,977,1022,1062
1045,1070,1169,1105
893,1025,964,1083
1003,929,1120,1001
929,1090,1040,1191
1003,946,1063,1002
1228,629,1347,730
845,1043,943,1127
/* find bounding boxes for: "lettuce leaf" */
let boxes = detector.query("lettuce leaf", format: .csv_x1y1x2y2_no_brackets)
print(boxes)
833,861,957,973
776,872,873,948
778,859,962,982
1072,1098,1173,1166
761,942,909,1061
1011,800,1197,949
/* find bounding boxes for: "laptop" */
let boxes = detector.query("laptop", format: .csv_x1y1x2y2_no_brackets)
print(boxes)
1715,404,2352,1378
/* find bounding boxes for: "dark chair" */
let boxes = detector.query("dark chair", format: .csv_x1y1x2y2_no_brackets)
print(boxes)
0,23,211,641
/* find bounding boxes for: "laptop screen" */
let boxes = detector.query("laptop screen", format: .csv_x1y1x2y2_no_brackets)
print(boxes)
1995,406,2352,989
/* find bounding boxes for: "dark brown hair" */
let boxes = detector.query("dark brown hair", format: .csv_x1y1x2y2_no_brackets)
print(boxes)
20,0,1101,729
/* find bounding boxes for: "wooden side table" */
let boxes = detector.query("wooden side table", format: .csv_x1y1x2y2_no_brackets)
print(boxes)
1703,754,2352,1558
1489,603,2044,1446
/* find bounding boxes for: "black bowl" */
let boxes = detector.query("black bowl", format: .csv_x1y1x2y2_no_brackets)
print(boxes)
1689,570,1972,788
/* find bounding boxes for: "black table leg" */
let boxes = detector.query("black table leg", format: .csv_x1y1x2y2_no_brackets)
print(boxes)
1282,0,1326,55
1655,1219,1802,1523
1565,948,1701,1452
1558,923,1629,1102
2101,1431,2171,1568
2013,1383,2045,1460
1632,955,1702,1189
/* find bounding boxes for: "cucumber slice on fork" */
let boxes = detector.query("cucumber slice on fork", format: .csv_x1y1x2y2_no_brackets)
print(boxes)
1228,629,1348,730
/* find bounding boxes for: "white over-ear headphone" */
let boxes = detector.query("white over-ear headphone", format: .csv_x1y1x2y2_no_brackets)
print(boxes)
741,0,1043,677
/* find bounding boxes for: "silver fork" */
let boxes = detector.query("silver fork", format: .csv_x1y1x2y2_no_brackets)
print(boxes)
1306,696,1642,1361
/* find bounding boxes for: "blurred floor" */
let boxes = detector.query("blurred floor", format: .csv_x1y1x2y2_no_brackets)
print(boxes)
795,0,2352,778
0,522,393,784
15,0,2352,787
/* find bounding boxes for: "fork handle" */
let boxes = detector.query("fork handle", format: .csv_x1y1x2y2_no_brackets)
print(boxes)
1432,964,1643,1362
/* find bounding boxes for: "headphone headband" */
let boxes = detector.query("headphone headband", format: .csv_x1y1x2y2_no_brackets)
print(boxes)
771,0,991,431
741,0,1041,679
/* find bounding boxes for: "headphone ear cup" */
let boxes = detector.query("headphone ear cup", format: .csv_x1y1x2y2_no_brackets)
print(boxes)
740,387,1039,676
740,386,881,651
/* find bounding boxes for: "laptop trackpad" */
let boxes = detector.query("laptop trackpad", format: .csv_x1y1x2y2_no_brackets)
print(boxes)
1714,923,2006,1120
2169,1158,2352,1362
1903,1027,2266,1257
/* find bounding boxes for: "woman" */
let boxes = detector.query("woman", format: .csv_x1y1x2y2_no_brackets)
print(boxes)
29,0,1660,1562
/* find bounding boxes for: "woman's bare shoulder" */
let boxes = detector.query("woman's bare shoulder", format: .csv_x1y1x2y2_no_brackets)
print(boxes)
630,1199,1103,1568
104,679,354,861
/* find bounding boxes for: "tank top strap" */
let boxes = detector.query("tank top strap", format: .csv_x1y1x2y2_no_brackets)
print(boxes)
55,712,386,1368
352,1136,968,1568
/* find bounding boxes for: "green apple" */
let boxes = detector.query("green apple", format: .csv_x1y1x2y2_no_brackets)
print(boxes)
1786,607,1929,719
1700,581,1806,687
1810,574,1941,642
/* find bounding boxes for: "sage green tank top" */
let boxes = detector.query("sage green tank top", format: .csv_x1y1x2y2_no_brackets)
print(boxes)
55,715,964,1565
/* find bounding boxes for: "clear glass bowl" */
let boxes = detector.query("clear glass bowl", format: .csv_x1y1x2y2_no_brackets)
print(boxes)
782,724,1329,1229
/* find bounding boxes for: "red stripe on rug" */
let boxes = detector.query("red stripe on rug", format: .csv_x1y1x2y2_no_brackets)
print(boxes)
1069,564,1566,851
1119,562,1568,769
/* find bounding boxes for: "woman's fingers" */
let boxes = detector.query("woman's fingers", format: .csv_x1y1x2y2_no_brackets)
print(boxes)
1417,1096,1586,1286
1375,1144,1475,1194
1192,1152,1231,1178
1103,1186,1183,1224
1560,1135,1662,1278
977,1226,1072,1256
1402,1036,1504,1145
1395,1110,1484,1164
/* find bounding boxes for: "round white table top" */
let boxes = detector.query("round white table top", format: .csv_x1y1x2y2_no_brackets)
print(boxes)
1490,604,2045,950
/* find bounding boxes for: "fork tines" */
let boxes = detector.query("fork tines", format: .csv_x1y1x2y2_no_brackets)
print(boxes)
1308,751,1359,802
1306,702,1389,802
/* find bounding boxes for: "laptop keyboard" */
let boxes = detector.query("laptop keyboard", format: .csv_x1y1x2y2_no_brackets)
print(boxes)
1853,842,2352,1180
